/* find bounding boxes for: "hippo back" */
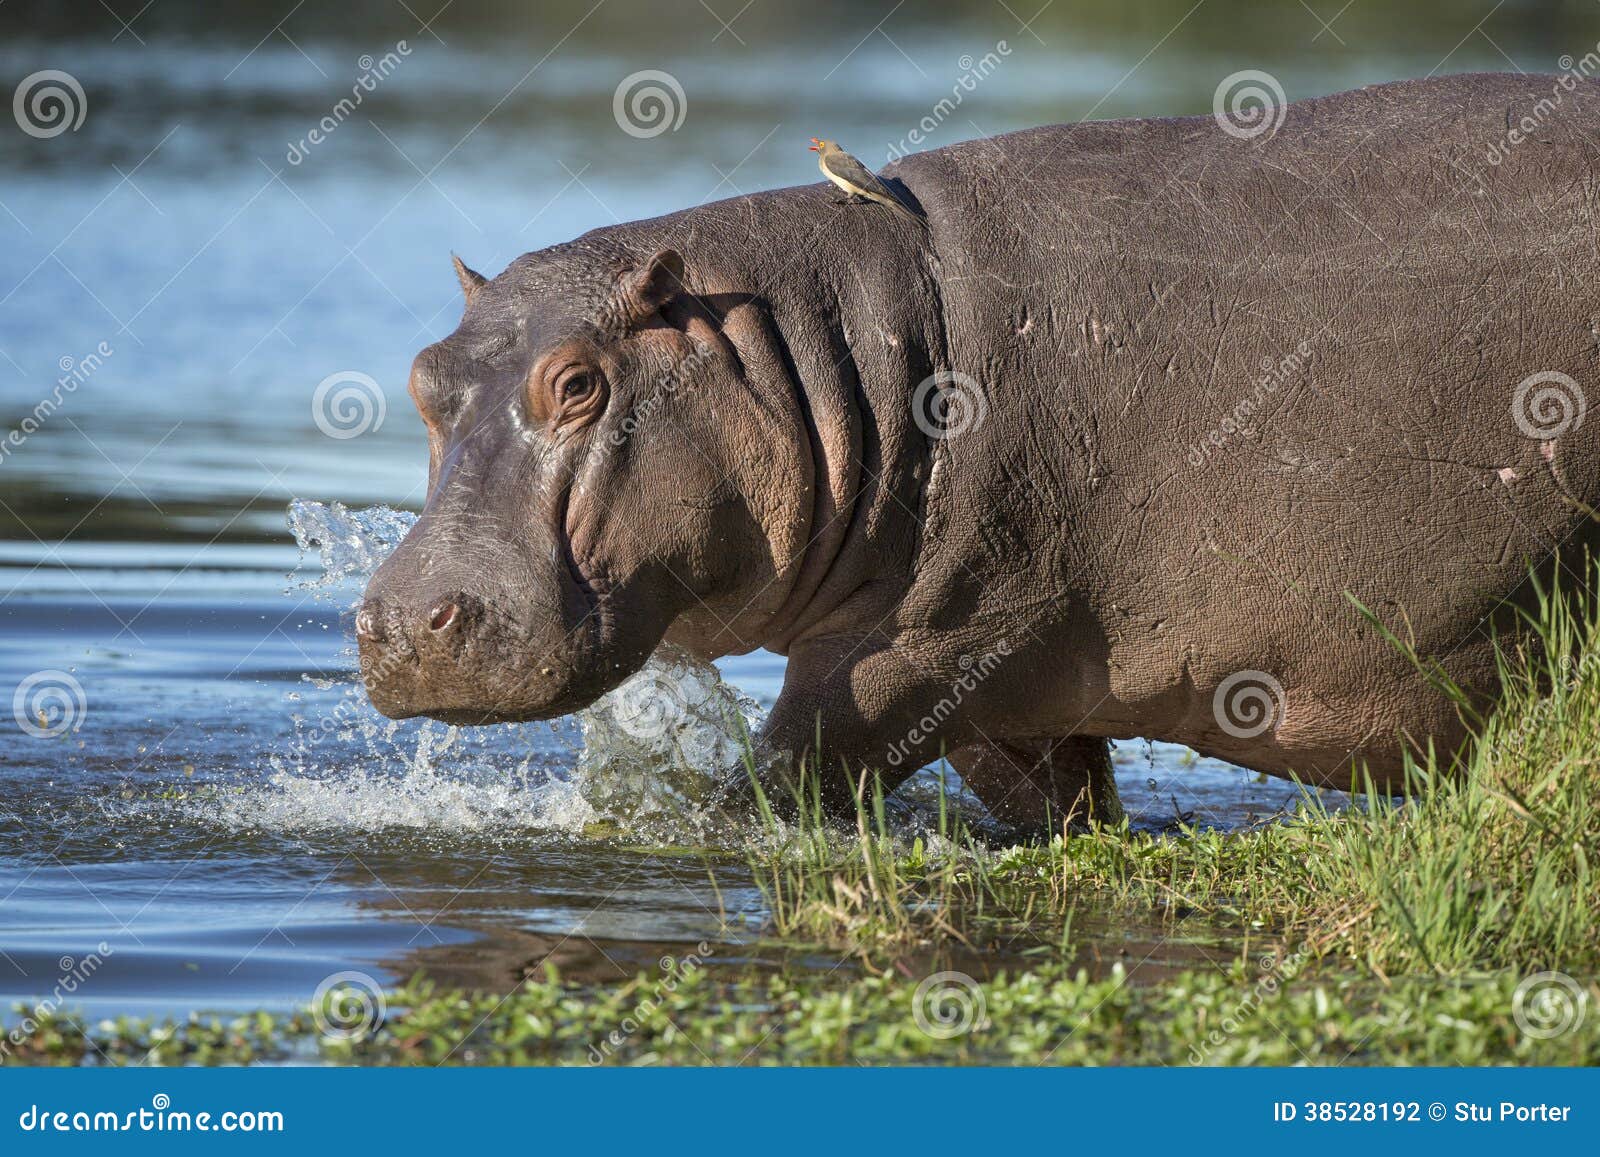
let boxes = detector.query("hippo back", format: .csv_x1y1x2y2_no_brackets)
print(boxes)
887,73,1600,767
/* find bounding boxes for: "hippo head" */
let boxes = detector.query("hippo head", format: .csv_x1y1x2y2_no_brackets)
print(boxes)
357,241,809,725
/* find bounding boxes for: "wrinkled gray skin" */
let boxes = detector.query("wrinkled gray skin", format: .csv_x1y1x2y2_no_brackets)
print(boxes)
360,74,1600,828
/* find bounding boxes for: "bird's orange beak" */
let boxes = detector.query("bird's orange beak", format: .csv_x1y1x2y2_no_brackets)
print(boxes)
809,138,821,152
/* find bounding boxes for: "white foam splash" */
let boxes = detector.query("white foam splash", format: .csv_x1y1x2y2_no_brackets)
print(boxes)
204,722,598,836
574,645,769,839
179,501,774,843
287,498,416,591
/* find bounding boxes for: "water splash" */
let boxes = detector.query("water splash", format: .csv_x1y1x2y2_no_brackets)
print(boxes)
209,723,596,835
179,501,771,843
287,498,416,591
574,644,768,840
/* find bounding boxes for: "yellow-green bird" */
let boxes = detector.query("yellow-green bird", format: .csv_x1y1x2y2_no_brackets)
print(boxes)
809,138,919,222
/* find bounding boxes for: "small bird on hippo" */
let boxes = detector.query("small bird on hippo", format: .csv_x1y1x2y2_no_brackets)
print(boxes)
809,137,922,224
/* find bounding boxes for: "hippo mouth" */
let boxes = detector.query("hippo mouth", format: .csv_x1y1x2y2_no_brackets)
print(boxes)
552,476,607,656
421,494,609,726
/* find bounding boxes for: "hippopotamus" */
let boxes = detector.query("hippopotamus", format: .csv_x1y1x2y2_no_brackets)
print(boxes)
357,72,1600,828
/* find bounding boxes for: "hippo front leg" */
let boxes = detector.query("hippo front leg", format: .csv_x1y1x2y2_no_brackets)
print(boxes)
755,638,929,817
947,737,1124,836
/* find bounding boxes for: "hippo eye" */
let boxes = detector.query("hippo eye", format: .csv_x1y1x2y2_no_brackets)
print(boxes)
539,363,608,429
561,372,596,402
527,348,610,429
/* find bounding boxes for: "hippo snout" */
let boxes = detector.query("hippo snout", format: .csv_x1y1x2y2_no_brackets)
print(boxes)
357,584,539,723
354,510,619,726
356,576,518,720
356,589,480,647
355,587,495,716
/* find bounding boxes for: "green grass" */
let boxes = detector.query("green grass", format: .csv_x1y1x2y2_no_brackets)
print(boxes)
1319,574,1598,976
741,765,1006,951
744,562,1600,981
8,965,1596,1066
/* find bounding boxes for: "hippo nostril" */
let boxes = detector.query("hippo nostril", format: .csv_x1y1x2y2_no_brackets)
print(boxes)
423,592,480,636
429,599,461,633
356,599,386,643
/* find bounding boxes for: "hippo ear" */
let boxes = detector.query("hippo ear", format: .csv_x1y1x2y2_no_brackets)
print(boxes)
451,253,487,308
621,249,686,323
